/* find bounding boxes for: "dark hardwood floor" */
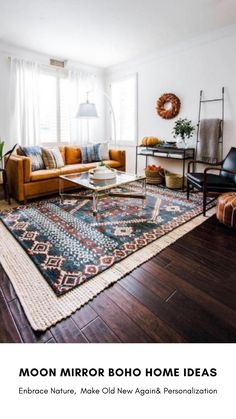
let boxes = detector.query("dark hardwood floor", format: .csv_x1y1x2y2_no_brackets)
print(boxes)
0,215,236,343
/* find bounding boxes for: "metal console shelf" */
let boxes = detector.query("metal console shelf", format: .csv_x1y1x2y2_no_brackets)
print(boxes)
135,145,195,190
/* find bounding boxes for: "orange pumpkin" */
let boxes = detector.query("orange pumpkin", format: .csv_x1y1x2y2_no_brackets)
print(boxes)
142,136,159,146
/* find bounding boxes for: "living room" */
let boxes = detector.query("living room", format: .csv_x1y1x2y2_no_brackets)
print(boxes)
0,0,235,345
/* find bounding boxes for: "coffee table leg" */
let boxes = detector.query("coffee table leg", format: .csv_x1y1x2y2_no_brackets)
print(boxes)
142,178,147,205
93,192,98,215
142,178,147,197
59,178,64,203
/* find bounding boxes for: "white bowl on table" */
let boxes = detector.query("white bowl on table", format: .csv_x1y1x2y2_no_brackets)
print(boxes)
89,166,117,180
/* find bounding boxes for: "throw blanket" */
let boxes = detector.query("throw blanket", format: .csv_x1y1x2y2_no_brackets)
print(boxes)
198,118,222,163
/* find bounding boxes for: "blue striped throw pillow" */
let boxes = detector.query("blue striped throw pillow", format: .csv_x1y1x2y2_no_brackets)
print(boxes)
20,146,45,172
81,144,101,163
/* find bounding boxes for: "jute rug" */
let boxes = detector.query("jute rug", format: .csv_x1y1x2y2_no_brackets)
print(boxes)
0,185,215,331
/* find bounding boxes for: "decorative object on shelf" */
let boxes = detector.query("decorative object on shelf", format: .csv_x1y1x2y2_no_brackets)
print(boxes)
145,165,164,185
172,118,195,148
165,170,184,189
136,145,195,189
156,93,181,119
141,136,160,146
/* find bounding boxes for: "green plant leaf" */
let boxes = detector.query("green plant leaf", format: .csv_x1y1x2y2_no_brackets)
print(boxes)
0,140,5,160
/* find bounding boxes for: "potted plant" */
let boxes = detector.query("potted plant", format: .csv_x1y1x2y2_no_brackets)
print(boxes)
0,138,4,184
172,118,195,148
0,138,4,169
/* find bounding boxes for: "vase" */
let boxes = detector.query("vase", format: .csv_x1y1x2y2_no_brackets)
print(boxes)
176,136,185,149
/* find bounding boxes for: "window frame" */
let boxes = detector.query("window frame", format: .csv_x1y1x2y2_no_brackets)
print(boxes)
109,73,138,147
38,65,70,147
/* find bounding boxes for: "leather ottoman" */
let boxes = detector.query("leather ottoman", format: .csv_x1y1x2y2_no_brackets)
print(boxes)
216,192,236,228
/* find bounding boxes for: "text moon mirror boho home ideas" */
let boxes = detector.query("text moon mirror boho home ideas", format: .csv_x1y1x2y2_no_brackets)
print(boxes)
156,93,181,119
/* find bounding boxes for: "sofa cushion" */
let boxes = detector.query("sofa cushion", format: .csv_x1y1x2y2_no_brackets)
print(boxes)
103,160,121,168
60,164,87,175
80,162,98,170
42,147,65,169
30,169,61,182
20,146,45,172
81,144,101,163
65,146,81,164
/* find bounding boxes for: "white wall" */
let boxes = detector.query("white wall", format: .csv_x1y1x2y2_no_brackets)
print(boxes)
0,41,106,151
106,27,236,173
1,26,236,171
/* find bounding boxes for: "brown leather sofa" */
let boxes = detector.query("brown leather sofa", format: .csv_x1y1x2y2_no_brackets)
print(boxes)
6,146,126,202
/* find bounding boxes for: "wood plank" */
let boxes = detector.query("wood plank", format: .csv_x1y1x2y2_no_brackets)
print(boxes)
152,253,171,268
82,317,121,343
120,275,236,343
89,293,154,343
9,299,53,343
50,318,88,343
72,304,98,329
161,247,236,308
177,233,236,264
107,282,185,343
191,225,236,249
0,268,17,302
131,265,174,300
147,254,236,329
173,239,236,277
166,291,236,343
0,291,22,343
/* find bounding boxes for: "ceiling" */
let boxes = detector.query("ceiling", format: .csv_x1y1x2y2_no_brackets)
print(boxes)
0,0,236,68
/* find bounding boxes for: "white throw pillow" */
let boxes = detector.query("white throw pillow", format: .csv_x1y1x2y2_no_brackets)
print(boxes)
99,142,110,160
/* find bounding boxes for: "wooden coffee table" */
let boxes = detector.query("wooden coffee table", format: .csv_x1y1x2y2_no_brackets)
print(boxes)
59,170,146,215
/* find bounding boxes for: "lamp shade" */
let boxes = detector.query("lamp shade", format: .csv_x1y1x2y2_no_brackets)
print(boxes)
76,102,98,118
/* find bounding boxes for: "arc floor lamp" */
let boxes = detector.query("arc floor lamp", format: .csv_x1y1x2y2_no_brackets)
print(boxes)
75,90,117,147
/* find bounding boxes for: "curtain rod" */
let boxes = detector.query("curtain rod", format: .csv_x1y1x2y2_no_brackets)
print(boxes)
7,55,97,77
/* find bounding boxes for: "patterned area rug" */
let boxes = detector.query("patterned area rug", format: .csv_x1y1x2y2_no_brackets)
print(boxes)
0,185,215,330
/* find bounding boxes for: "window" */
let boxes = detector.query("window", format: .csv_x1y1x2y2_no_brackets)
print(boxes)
110,74,137,145
39,69,70,144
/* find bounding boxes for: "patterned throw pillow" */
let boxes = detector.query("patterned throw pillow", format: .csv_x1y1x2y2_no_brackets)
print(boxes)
81,144,101,163
20,146,45,172
41,147,65,169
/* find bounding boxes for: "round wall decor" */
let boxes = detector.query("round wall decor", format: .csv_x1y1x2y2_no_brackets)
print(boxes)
156,93,181,119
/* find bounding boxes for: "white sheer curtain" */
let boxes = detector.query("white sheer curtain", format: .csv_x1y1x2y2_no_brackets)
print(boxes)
10,58,40,146
10,58,96,147
68,69,95,146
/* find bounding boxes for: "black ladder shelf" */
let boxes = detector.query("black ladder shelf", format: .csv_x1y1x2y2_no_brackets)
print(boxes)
196,87,224,160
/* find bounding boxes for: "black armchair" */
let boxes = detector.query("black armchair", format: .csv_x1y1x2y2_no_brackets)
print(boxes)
186,147,236,216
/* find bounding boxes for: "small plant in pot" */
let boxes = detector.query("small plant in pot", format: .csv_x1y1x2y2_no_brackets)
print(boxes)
172,118,195,148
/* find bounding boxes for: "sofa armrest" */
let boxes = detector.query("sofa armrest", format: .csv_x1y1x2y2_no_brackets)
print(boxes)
14,155,32,182
5,156,26,202
109,149,126,171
